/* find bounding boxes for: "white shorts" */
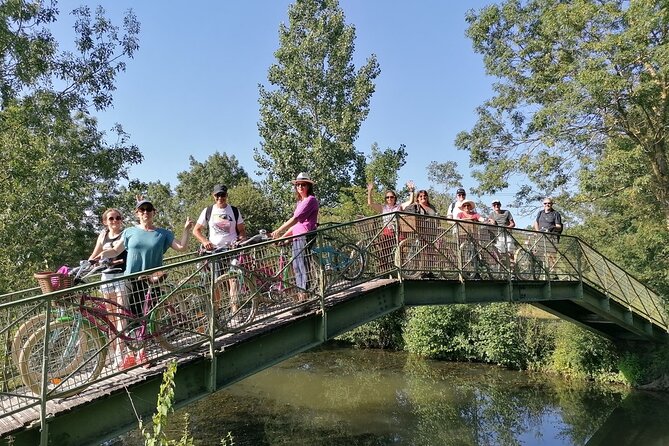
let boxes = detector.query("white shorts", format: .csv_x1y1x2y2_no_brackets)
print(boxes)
495,234,515,254
100,272,127,297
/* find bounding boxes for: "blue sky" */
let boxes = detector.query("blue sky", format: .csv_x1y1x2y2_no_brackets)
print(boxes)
52,1,531,221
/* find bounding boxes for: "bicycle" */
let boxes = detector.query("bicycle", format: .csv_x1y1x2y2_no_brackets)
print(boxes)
311,234,365,283
514,230,557,280
395,216,457,279
11,260,111,368
18,262,187,396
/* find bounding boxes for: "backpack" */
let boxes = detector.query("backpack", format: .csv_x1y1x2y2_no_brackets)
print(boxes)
204,205,240,230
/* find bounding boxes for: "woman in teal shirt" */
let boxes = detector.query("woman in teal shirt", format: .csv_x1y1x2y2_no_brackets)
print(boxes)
100,198,193,369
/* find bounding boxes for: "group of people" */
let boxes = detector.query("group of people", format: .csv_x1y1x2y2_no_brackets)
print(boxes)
88,172,319,370
367,182,563,268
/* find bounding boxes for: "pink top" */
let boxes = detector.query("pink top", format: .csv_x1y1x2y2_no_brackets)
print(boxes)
291,195,319,236
457,211,483,222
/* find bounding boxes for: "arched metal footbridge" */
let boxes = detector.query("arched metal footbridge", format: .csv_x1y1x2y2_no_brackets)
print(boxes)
1,213,667,445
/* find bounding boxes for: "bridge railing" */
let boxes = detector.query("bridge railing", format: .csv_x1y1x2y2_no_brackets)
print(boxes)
0,214,665,422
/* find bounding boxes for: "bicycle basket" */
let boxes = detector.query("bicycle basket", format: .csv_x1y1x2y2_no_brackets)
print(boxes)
33,271,73,294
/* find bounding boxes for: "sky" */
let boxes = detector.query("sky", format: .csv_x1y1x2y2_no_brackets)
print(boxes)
51,1,533,223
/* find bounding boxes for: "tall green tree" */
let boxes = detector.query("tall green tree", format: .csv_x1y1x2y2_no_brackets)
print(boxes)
175,152,250,205
365,143,407,192
457,0,669,227
255,0,380,207
0,1,140,292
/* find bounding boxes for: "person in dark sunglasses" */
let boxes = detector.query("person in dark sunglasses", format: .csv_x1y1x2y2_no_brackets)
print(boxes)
98,198,194,368
89,208,128,368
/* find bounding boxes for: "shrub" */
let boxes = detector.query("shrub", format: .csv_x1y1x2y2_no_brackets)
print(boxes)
403,305,475,360
336,308,406,349
471,303,525,368
549,323,619,380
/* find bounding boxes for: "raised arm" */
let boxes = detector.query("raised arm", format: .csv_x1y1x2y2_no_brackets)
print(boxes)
171,217,194,252
400,180,416,210
367,183,383,213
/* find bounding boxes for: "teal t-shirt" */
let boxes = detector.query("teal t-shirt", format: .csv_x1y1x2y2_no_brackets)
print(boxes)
122,226,175,274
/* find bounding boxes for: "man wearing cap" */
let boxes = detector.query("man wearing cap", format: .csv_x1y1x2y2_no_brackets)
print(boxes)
488,199,516,265
447,188,468,219
193,184,246,251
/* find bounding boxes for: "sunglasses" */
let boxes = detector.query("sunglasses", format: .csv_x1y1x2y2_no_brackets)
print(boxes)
108,216,123,221
295,183,308,188
385,195,396,200
215,193,227,198
543,202,553,205
138,207,154,213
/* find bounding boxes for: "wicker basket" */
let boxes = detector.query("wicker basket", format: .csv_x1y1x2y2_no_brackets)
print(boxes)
398,215,418,233
33,271,73,294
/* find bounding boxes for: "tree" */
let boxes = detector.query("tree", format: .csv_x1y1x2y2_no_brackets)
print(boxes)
255,0,380,207
457,0,669,226
175,153,250,205
0,2,140,292
365,143,407,192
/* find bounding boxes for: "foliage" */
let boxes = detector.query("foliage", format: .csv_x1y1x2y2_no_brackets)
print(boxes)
175,153,250,206
140,360,235,446
458,0,669,227
336,309,405,349
518,316,558,371
0,2,141,292
471,303,525,368
403,305,476,361
364,143,408,192
426,161,463,195
255,0,380,207
548,323,619,380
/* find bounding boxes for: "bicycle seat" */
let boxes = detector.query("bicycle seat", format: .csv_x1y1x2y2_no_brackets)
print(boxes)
138,271,167,284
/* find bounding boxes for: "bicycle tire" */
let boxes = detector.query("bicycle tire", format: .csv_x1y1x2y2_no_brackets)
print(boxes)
460,241,479,279
11,313,48,368
153,284,212,351
339,243,365,281
514,248,535,280
19,321,106,397
397,237,424,279
215,273,257,330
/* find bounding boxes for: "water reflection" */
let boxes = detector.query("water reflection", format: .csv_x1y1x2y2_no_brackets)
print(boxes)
117,345,669,445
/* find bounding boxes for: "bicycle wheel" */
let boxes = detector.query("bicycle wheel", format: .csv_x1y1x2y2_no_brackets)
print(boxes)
19,321,106,397
152,285,212,351
460,241,479,279
396,237,424,279
12,313,48,367
514,248,535,280
215,273,257,330
338,243,365,281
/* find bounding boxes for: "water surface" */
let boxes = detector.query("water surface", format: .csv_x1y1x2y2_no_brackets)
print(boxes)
117,345,669,445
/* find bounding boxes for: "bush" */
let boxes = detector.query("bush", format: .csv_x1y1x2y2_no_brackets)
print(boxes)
471,303,525,368
403,305,476,360
549,323,619,380
336,308,406,349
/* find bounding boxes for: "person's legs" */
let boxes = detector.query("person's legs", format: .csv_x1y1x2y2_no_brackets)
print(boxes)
292,236,308,300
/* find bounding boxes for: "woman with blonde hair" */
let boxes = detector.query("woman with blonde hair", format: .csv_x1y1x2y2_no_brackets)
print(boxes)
89,208,128,368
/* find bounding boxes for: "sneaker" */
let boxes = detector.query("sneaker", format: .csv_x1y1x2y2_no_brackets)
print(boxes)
120,354,136,370
136,351,152,369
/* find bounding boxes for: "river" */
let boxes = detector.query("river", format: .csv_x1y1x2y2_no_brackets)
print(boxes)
115,344,669,445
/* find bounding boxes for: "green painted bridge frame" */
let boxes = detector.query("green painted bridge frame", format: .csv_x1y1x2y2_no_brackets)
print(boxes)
0,213,667,445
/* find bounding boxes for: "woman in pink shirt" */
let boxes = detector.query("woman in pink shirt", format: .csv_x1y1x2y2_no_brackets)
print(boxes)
271,172,319,302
